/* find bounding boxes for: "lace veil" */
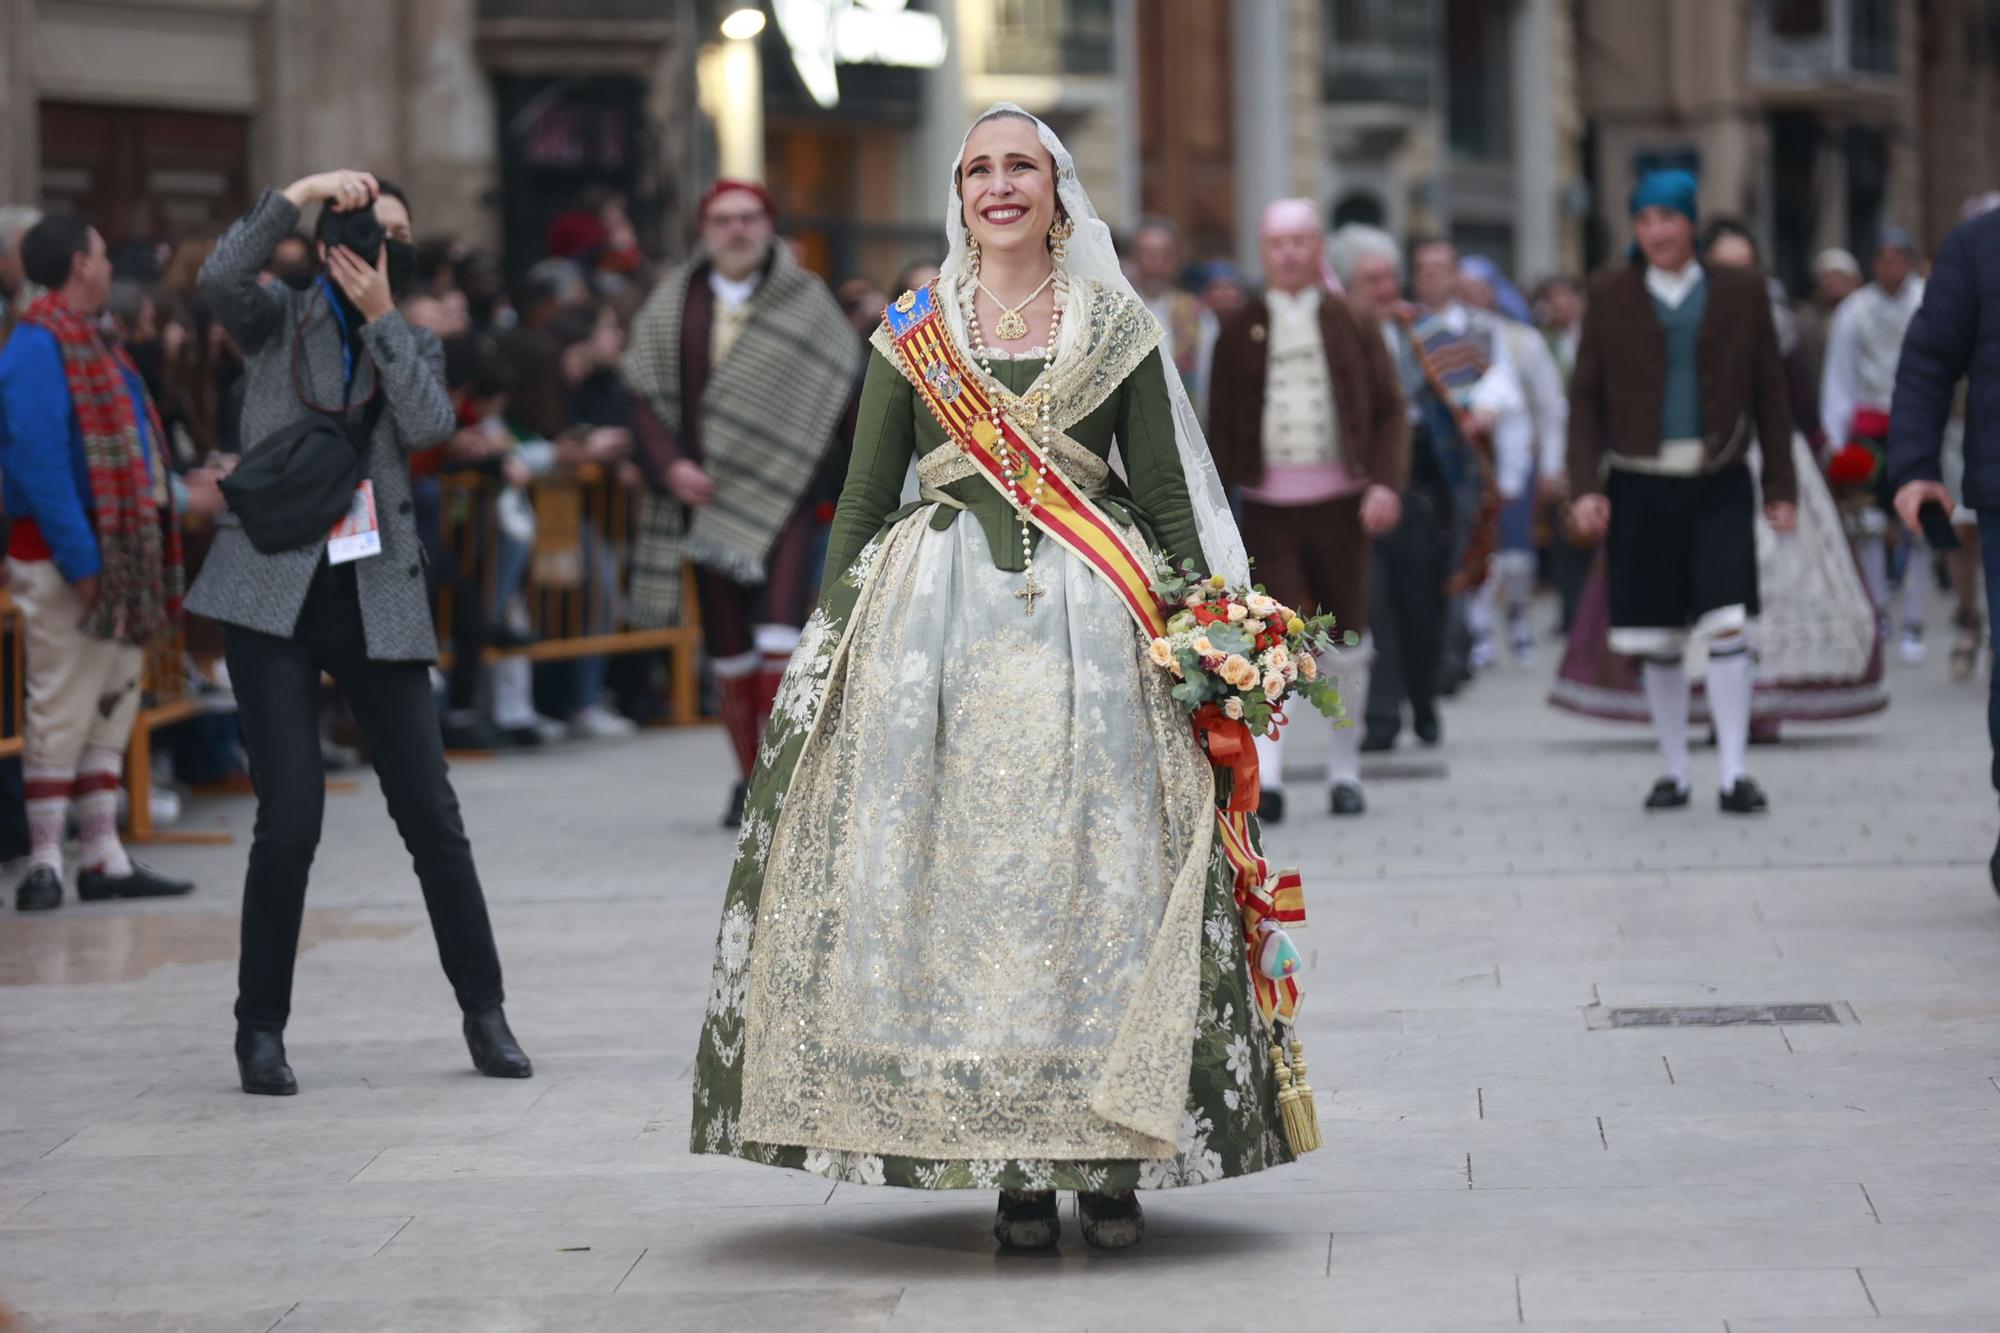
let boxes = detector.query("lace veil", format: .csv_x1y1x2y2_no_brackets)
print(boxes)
937,104,1250,584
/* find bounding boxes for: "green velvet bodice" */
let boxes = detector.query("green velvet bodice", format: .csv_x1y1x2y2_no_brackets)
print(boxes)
823,348,1208,585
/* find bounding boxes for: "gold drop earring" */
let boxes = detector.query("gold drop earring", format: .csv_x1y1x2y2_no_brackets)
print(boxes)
1048,215,1073,266
967,234,982,277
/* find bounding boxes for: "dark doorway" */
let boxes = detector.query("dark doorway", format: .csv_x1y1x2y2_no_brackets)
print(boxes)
494,75,653,279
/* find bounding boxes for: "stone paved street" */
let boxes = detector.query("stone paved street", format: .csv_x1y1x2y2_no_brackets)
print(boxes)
4,601,2000,1332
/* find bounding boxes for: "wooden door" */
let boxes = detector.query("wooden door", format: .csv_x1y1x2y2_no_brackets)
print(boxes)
38,103,250,246
1136,0,1236,258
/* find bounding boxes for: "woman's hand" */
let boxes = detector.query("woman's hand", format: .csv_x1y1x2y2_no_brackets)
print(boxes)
328,244,394,323
1765,501,1798,534
283,171,378,214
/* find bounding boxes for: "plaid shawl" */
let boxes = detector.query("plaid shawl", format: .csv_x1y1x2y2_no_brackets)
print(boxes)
620,244,861,627
20,293,183,645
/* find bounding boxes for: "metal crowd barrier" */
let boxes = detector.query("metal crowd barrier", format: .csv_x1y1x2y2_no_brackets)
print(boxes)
437,465,702,727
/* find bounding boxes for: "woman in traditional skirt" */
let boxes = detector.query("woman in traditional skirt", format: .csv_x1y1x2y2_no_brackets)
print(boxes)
1551,223,1886,733
687,106,1307,1250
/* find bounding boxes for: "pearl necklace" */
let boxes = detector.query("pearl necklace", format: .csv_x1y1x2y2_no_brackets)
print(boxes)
963,274,1066,615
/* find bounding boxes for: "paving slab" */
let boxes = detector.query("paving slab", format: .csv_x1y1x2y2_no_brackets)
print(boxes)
3,596,1997,1329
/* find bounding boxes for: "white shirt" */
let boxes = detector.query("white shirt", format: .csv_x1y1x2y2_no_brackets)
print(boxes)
1260,286,1338,468
1820,277,1926,443
708,269,763,364
1645,260,1706,310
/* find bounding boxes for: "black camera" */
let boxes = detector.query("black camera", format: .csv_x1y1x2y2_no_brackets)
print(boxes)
320,206,384,265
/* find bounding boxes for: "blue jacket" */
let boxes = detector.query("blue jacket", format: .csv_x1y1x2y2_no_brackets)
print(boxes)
0,323,157,581
1888,207,2000,509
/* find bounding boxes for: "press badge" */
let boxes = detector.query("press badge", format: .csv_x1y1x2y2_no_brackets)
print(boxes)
327,480,383,564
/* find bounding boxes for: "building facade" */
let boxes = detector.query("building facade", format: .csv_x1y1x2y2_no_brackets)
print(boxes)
1571,0,2000,290
0,0,703,271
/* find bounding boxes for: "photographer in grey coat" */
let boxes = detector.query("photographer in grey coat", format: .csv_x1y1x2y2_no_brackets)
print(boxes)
192,169,531,1096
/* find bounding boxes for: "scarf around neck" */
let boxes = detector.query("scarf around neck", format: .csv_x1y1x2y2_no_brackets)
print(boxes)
19,292,184,645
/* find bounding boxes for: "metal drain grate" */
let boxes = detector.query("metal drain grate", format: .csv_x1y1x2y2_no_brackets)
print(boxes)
1586,1002,1850,1029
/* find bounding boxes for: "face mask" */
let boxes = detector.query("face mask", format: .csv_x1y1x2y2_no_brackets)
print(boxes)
385,239,417,299
275,261,315,291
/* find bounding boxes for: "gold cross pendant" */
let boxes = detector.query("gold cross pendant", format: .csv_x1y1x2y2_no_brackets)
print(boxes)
1015,575,1047,616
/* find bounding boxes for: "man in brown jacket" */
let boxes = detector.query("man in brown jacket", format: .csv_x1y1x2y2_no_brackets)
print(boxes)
1210,199,1409,821
1568,169,1797,815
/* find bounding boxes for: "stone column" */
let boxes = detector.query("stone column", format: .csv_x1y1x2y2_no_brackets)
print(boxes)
1232,0,1291,270
402,0,499,249
0,0,37,204
1111,0,1141,231
1511,0,1561,281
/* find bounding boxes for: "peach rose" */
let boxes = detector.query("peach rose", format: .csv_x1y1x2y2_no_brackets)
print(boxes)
1298,654,1318,681
1148,638,1175,667
1223,697,1245,720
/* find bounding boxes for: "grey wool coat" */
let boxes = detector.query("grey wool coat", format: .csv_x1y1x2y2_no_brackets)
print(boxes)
186,189,455,661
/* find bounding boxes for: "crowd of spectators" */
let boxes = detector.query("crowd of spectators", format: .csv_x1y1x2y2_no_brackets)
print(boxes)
0,184,1477,831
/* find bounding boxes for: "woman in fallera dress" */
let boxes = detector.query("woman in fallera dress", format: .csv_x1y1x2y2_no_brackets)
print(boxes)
687,106,1306,1250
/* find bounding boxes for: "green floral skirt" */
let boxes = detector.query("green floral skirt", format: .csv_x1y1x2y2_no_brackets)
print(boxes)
689,509,1300,1190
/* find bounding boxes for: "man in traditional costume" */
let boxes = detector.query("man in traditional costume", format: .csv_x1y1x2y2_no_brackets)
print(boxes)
1568,170,1797,815
1329,224,1468,756
622,180,862,827
1821,227,1929,663
1132,217,1218,412
0,215,195,911
688,106,1317,1252
1208,201,1410,819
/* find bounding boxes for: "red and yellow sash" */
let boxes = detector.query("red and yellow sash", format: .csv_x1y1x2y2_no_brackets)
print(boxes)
885,285,1308,1027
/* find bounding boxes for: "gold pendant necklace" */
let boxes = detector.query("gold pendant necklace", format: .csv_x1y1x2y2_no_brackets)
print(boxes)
977,269,1056,343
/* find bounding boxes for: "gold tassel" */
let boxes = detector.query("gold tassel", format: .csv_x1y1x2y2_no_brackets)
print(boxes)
1284,1033,1323,1153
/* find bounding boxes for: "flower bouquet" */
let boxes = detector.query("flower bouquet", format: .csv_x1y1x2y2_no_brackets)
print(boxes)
1150,559,1339,1154
1148,561,1357,770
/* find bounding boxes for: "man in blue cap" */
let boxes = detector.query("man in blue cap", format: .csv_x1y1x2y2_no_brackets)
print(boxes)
1568,168,1798,814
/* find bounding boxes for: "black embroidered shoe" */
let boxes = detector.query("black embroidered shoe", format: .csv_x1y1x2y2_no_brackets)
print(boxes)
994,1189,1060,1251
15,865,61,912
1077,1189,1145,1250
1644,778,1691,810
1718,777,1769,815
1330,782,1366,817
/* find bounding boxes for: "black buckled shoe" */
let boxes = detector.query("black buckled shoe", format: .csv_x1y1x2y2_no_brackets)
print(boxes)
994,1189,1059,1251
236,1026,298,1096
77,861,195,901
1414,714,1442,747
1330,782,1366,817
722,781,748,830
464,1006,534,1078
16,865,61,912
1077,1189,1146,1250
1644,778,1691,811
1257,789,1286,825
1718,777,1769,815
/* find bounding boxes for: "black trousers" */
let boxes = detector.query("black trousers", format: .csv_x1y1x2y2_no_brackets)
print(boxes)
226,561,505,1031
1364,488,1451,741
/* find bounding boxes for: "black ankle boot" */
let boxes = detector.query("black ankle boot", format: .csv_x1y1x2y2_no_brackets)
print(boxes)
464,1006,533,1078
235,1026,297,1096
